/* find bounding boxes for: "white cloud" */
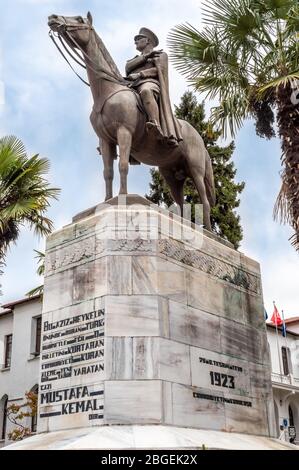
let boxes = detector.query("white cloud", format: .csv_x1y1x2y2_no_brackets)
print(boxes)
261,250,299,317
1,0,298,319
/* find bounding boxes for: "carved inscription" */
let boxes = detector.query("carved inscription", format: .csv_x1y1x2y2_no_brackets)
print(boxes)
40,385,104,419
193,392,252,407
191,351,251,402
39,308,105,422
45,236,95,274
98,238,261,294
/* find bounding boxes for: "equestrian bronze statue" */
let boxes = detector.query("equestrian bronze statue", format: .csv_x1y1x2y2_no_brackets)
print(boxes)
48,12,215,230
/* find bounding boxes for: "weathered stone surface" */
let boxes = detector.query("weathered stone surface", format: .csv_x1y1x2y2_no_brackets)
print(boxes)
94,257,108,297
240,253,261,276
39,199,274,437
107,256,132,295
105,337,133,380
224,393,269,435
46,224,75,251
220,318,268,364
158,296,169,338
104,381,162,424
158,259,187,303
248,362,273,398
105,295,160,336
187,268,246,323
132,337,159,379
133,257,187,303
72,262,95,302
162,381,173,425
43,269,73,312
242,292,265,330
172,383,226,430
200,234,241,267
169,301,221,351
158,238,261,295
45,236,95,275
159,338,191,385
132,256,157,295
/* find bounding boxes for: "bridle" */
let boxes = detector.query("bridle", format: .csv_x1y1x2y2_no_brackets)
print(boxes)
49,16,127,87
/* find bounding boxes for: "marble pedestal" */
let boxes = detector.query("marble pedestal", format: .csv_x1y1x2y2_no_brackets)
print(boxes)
36,195,275,438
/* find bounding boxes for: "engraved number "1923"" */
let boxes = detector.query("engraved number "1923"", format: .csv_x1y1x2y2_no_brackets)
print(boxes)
209,371,235,389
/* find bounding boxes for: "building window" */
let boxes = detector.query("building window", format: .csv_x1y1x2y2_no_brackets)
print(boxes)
30,385,38,433
35,316,42,355
1,395,8,441
281,346,291,375
289,405,294,427
4,335,12,368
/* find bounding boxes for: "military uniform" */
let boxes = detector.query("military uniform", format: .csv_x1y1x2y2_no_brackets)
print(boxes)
126,28,182,144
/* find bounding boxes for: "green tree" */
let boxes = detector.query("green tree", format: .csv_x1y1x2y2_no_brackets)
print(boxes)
6,391,38,441
0,136,59,276
146,91,245,248
168,0,299,249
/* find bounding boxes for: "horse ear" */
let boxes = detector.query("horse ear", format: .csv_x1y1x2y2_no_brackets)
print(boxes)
87,11,93,25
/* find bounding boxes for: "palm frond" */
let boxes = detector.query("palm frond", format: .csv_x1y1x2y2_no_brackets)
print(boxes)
210,94,249,138
273,178,291,224
0,136,60,256
26,285,44,298
258,70,299,95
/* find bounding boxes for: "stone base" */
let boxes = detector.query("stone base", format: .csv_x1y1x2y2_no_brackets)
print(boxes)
36,195,275,437
3,425,295,450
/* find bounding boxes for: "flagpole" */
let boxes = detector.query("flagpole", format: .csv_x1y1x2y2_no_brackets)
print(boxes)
274,301,283,376
281,309,290,375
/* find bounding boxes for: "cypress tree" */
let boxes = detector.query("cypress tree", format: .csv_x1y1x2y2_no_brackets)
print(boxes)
146,91,245,249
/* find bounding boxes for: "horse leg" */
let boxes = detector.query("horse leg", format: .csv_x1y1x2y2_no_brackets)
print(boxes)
190,172,212,231
117,127,132,195
101,140,116,201
159,167,185,216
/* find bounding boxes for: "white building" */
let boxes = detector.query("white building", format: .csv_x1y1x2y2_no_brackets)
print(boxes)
0,295,41,448
0,294,299,447
266,317,299,444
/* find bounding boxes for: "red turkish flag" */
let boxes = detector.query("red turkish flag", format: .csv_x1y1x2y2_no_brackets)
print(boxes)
271,305,283,326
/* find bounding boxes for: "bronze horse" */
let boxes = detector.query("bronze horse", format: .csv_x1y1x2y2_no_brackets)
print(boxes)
48,12,215,230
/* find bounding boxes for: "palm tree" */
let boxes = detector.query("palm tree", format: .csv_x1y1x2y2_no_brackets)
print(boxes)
26,250,45,297
0,135,60,261
168,0,299,249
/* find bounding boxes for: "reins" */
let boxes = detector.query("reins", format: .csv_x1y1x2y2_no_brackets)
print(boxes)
49,30,90,86
49,17,128,87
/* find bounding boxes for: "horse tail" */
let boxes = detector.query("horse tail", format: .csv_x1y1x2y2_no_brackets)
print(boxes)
204,150,216,207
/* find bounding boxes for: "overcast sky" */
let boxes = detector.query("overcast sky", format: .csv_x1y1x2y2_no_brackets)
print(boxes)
1,0,298,318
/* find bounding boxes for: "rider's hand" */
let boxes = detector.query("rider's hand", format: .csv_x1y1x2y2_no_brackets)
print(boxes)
144,49,163,60
127,73,141,81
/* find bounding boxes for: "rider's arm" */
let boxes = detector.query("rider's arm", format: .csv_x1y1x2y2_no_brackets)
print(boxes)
140,68,158,78
125,55,147,75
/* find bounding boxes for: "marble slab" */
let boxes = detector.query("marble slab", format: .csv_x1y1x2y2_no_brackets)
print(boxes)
104,380,162,424
171,383,226,430
104,295,160,337
168,301,221,351
220,318,269,364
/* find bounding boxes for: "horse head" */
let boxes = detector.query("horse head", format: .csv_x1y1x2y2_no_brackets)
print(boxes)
48,12,93,49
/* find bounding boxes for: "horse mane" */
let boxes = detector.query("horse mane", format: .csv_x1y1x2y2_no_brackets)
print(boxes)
93,29,123,80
